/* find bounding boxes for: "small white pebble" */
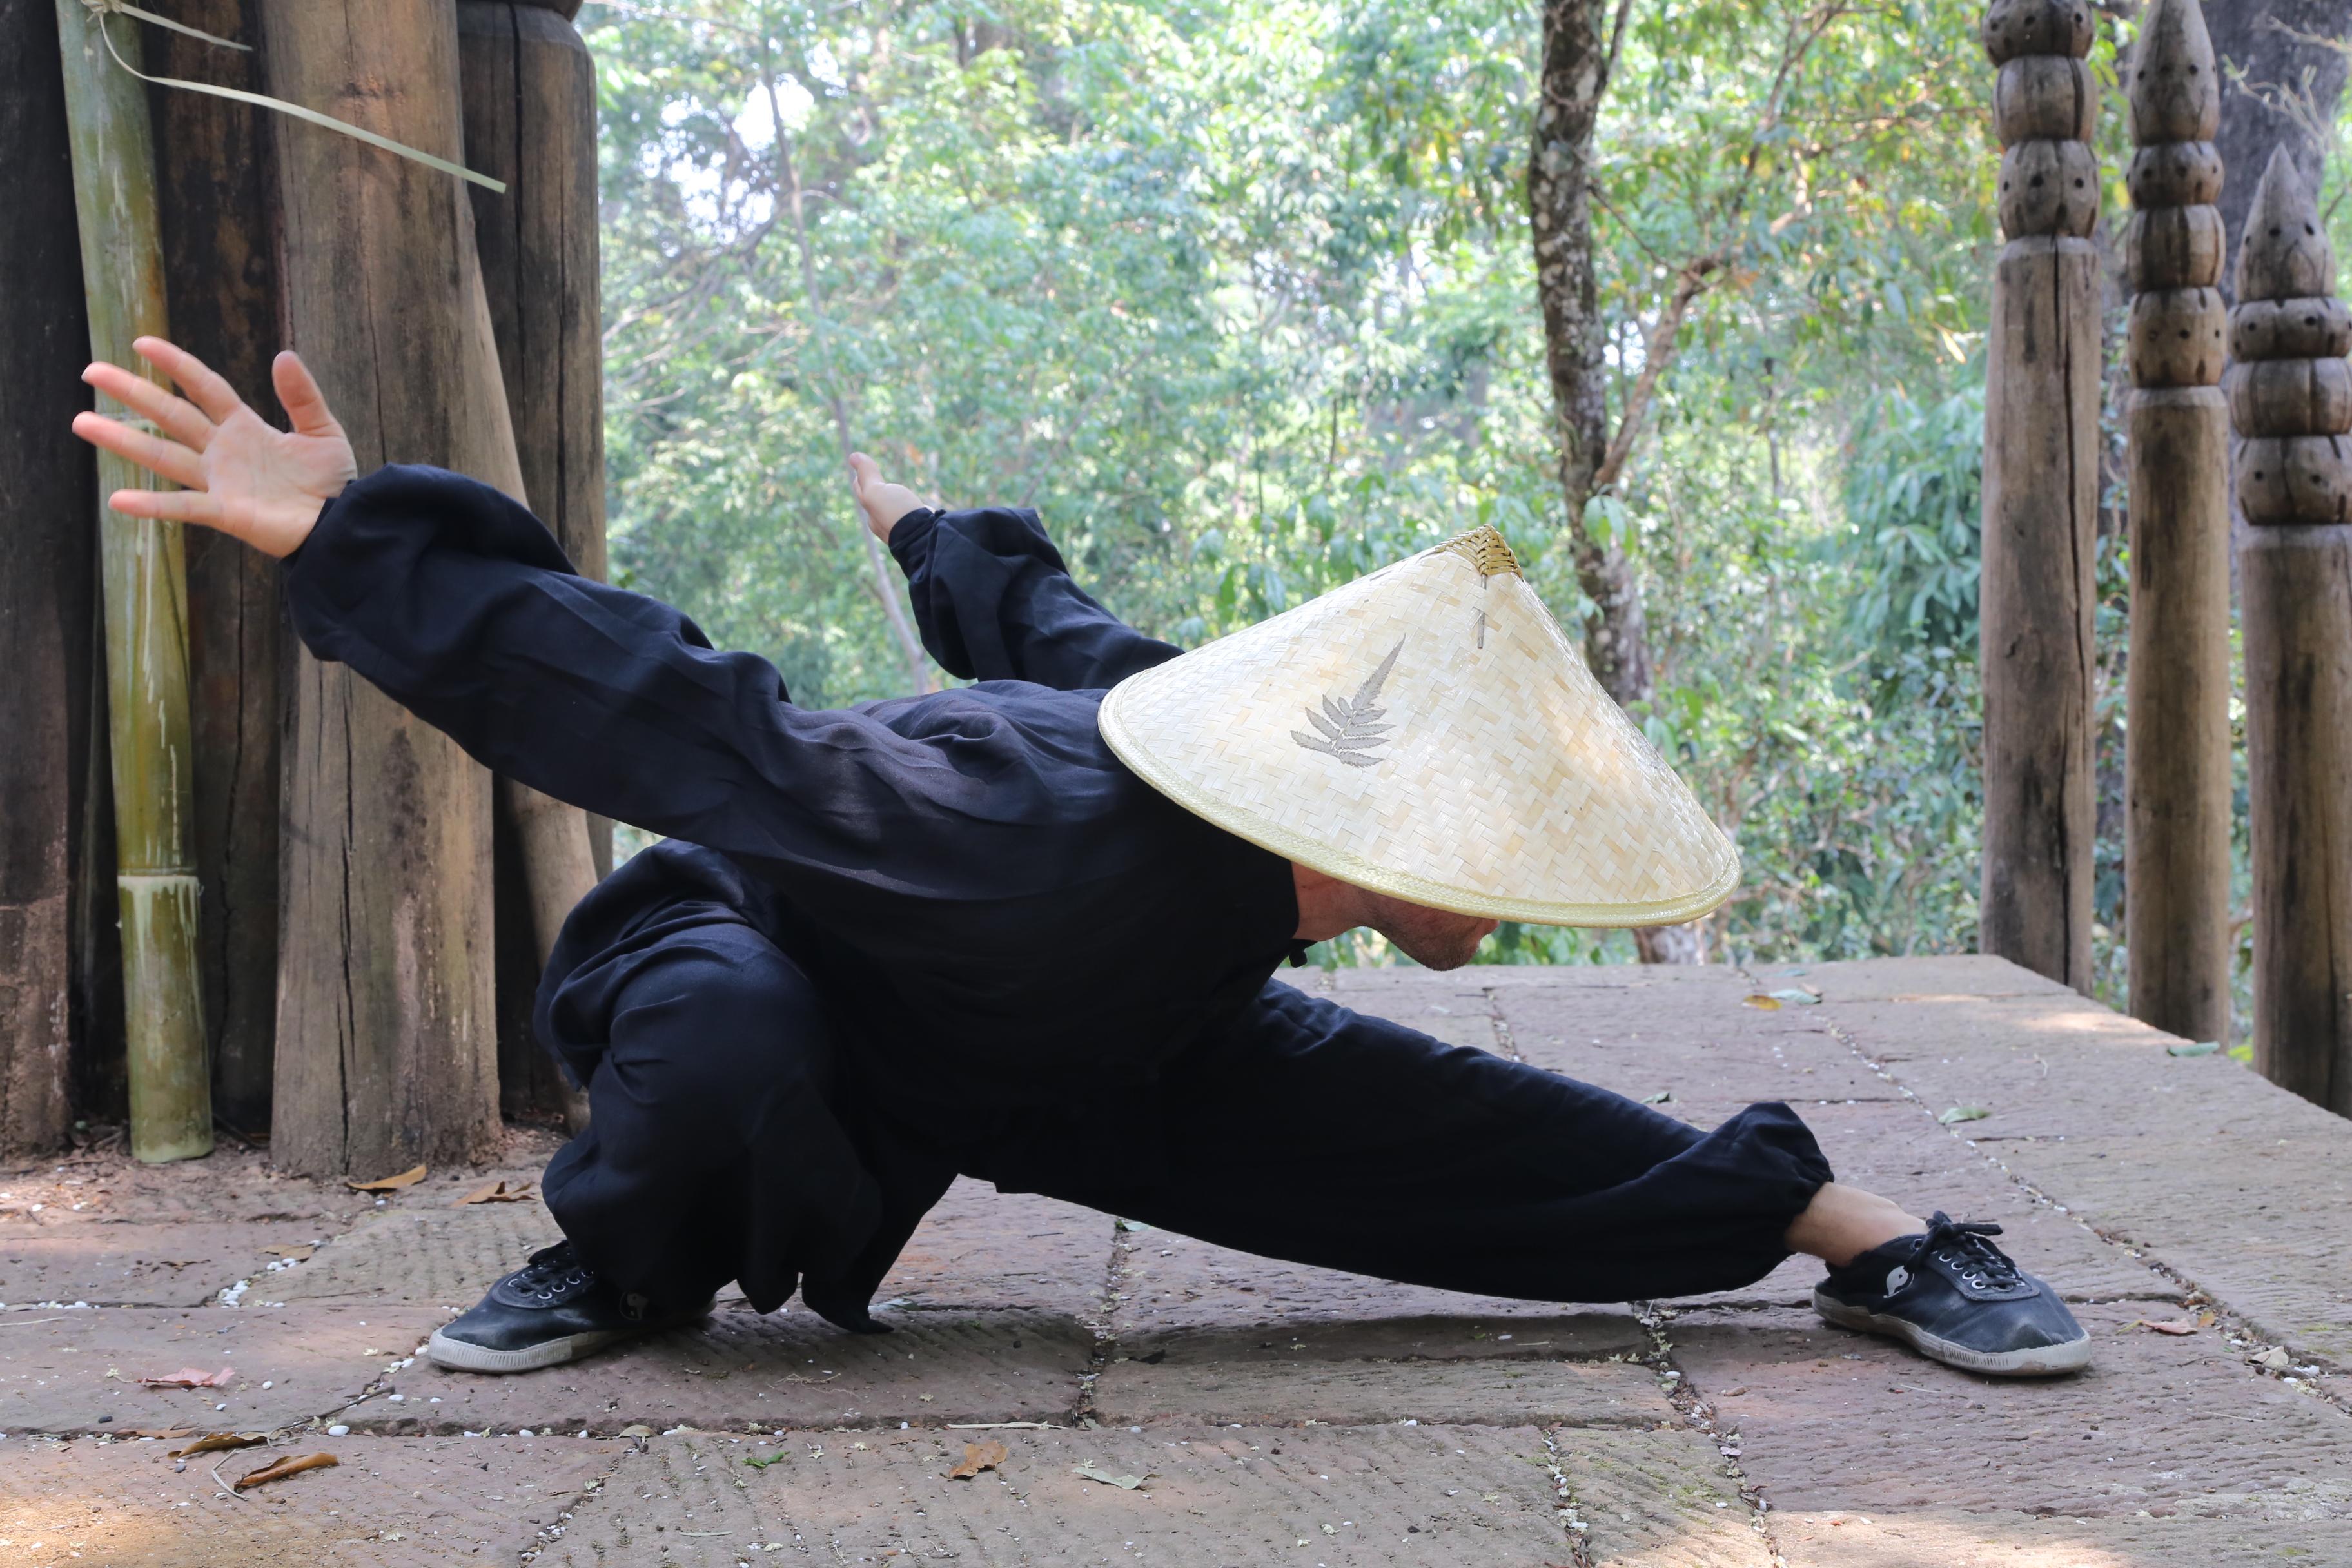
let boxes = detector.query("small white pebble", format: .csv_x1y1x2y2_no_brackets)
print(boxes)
386,1393,405,1403
328,1425,349,1436
260,1381,273,1390
213,1402,227,1412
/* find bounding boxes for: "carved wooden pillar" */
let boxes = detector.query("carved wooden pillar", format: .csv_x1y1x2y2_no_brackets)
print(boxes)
2122,0,2231,1044
1979,0,2101,991
2230,148,2352,1111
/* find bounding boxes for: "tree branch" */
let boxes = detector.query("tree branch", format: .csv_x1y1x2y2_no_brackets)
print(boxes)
1592,251,1723,493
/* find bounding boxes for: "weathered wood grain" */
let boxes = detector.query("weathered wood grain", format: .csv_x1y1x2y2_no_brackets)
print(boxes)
1979,0,2101,994
2122,0,2231,1047
260,0,503,1178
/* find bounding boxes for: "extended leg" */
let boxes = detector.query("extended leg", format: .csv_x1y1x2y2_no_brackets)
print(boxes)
975,981,1834,1304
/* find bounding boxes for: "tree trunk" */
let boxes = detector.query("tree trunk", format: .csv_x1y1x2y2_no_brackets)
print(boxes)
261,0,505,1178
2205,0,2352,307
0,0,98,1158
57,1,215,1163
2122,0,2234,1044
457,0,606,1132
1529,0,1654,711
146,0,284,1141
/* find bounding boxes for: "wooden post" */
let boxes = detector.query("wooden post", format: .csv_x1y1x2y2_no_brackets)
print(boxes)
259,0,506,1177
455,0,605,1130
2229,148,2352,1112
146,0,284,1139
1978,0,2101,992
55,2,215,1164
1,0,98,1158
2122,0,2232,1044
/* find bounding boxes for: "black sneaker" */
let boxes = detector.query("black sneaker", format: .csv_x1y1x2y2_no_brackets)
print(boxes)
427,1242,714,1374
1813,1213,2090,1377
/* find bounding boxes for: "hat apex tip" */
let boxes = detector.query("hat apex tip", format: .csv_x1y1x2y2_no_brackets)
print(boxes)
1435,524,1522,580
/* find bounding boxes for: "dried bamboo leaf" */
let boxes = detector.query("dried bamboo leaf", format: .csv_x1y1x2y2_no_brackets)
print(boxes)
234,1453,338,1491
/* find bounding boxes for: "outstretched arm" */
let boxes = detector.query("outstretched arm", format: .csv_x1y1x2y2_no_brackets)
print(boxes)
67,340,1102,900
850,453,1180,691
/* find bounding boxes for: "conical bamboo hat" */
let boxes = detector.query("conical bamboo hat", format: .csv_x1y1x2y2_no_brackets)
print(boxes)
1097,526,1740,926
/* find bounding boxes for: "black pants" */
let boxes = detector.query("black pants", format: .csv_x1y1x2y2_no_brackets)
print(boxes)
539,919,1834,1322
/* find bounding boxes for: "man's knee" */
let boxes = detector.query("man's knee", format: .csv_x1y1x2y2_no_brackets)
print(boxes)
598,935,832,1117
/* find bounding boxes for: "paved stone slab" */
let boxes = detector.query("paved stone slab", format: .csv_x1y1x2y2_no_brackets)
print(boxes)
0,1304,442,1436
1774,1508,2352,1565
269,1202,565,1308
0,1222,334,1309
1794,955,2076,1004
543,1424,1579,1566
1324,970,1508,1054
373,1306,1090,1434
876,1179,1113,1318
1669,1303,2352,1519
1554,1427,1772,1567
1111,1222,1643,1344
1828,993,2352,1367
0,1431,615,1565
1095,1352,1672,1428
0,1146,363,1231
1500,987,1899,1109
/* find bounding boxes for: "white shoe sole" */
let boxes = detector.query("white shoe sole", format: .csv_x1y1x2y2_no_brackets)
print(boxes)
1813,1290,2092,1377
427,1324,640,1375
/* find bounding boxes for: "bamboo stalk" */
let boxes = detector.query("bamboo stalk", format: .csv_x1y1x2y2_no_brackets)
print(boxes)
54,1,211,1163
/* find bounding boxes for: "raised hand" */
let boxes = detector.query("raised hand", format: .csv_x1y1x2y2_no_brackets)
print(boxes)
847,450,927,542
71,337,358,559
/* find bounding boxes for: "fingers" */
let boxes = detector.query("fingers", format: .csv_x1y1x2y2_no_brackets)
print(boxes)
132,336,246,424
848,450,881,497
271,351,343,437
71,411,206,489
106,487,224,527
82,361,215,451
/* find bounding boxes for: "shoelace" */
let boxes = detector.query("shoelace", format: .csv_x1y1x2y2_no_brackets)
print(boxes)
511,1242,596,1303
1919,1212,2021,1292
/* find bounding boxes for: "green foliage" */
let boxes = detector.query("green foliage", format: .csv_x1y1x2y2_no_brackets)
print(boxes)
582,0,2176,981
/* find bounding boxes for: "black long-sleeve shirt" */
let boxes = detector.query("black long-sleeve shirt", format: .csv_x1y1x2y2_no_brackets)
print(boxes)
283,467,1301,1130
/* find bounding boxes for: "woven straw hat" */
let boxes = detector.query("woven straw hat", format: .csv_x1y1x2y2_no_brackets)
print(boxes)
1097,526,1740,926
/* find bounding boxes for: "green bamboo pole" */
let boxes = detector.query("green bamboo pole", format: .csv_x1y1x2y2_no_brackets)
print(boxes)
55,2,211,1164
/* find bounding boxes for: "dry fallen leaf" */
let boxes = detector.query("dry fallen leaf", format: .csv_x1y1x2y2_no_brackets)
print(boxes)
139,1367,234,1389
1937,1105,1990,1126
346,1164,427,1193
1072,1461,1147,1490
235,1453,338,1491
2141,1319,2200,1337
946,1439,1009,1480
1741,995,1782,1011
452,1180,537,1207
260,1245,315,1262
168,1433,268,1458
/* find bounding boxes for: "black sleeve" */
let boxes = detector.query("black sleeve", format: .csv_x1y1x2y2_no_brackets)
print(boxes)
280,465,1108,897
887,504,1181,690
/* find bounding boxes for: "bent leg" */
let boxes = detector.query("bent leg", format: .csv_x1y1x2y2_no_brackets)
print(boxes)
984,981,1832,1303
538,922,884,1314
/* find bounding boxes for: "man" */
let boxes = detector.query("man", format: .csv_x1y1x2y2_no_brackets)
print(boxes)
72,338,2092,1379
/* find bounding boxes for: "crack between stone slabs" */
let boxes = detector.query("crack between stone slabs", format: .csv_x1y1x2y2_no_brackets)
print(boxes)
1629,1299,1790,1567
1482,985,1524,1062
1071,1208,1134,1431
1803,996,2352,1424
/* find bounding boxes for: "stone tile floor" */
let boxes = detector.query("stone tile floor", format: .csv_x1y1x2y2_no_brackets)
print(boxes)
2,955,2347,1565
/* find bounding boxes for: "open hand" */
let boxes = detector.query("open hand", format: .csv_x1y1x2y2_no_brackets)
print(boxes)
72,337,357,559
848,451,926,543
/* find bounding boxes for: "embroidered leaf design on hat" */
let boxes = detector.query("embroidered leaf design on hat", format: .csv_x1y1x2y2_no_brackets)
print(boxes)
1291,637,1404,768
